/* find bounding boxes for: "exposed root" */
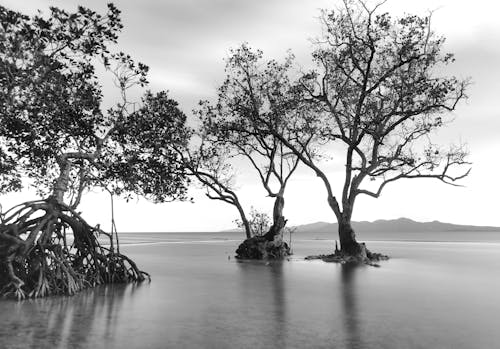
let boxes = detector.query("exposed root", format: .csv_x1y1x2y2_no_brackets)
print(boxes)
235,235,291,260
305,243,389,267
0,198,149,300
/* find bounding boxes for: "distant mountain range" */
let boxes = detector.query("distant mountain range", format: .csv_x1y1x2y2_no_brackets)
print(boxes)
293,218,500,233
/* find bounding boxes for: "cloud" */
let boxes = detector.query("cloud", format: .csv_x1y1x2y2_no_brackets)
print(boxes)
2,0,500,228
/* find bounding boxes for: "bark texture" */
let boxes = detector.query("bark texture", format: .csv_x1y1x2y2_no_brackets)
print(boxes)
263,195,286,241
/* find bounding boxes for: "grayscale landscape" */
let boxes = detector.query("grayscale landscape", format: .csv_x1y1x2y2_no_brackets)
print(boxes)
1,0,499,348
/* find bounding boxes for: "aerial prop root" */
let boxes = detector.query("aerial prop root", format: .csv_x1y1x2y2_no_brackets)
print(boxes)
0,198,149,300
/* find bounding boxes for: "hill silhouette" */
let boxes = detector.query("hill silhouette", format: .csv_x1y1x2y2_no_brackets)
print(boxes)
293,218,500,234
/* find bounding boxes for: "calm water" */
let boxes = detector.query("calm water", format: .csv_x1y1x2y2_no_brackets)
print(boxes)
1,234,500,349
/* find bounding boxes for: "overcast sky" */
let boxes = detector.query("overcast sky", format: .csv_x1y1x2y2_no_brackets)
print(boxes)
2,0,500,232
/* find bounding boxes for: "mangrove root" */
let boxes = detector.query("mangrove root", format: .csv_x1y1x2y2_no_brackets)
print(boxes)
305,243,389,267
235,235,291,260
0,198,149,300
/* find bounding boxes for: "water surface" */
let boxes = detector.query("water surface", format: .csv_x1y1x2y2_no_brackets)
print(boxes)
1,235,499,349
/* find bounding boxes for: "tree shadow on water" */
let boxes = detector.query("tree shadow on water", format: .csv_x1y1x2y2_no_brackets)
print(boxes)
0,283,141,348
236,261,286,348
339,263,365,349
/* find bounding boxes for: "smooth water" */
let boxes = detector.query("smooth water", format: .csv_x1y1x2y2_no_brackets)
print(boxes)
1,235,500,349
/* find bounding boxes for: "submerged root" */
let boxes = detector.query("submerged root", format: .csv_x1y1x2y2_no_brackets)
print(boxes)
235,235,291,260
0,198,149,300
305,243,389,267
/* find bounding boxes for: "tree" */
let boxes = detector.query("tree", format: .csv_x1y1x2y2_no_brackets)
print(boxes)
0,4,189,298
270,0,470,256
203,45,309,252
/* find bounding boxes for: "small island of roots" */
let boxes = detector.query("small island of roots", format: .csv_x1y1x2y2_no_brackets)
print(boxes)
305,242,389,267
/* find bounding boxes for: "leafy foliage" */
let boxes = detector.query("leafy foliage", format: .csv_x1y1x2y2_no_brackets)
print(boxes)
199,44,314,240
100,91,190,203
0,4,189,205
235,207,271,237
202,44,302,198
0,4,120,193
301,0,470,202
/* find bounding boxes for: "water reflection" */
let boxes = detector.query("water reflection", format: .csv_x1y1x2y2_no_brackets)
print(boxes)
237,261,286,347
235,260,366,348
270,262,286,348
340,264,364,349
2,240,499,348
0,284,139,348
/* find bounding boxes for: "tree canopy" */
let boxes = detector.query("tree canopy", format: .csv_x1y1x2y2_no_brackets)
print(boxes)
0,3,189,206
268,0,470,255
200,44,311,243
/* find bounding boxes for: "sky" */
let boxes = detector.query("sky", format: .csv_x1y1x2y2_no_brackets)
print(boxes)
1,0,500,232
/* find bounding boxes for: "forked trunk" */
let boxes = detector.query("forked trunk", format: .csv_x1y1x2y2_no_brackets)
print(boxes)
264,195,286,241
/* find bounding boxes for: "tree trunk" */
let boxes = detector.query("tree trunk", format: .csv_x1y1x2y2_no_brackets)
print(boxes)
338,218,361,255
53,159,71,204
236,194,290,259
236,203,251,239
264,195,286,241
